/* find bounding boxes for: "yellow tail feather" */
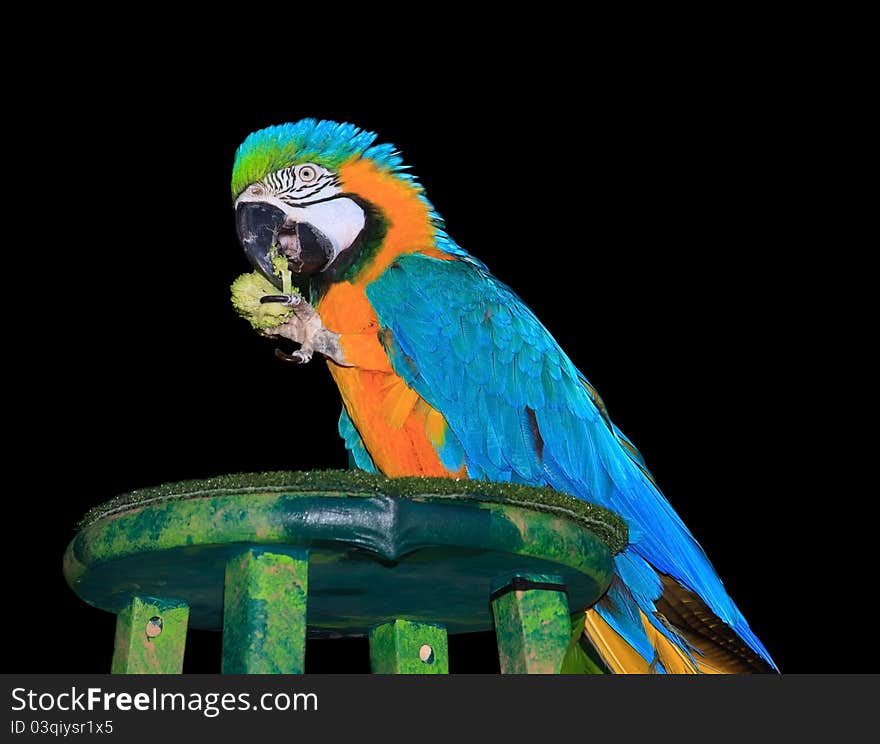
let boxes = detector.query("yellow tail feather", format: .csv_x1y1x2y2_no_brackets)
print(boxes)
583,608,701,674
583,610,652,674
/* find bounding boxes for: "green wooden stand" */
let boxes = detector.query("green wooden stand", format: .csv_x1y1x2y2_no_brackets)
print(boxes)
370,620,449,674
221,547,309,674
491,574,571,674
64,471,625,674
111,596,189,674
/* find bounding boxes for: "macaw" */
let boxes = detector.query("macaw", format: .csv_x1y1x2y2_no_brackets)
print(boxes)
231,119,776,673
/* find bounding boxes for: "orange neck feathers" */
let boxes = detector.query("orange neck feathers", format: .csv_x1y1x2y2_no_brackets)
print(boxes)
338,158,450,285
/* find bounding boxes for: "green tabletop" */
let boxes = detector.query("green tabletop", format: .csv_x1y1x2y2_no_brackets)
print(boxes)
65,471,625,638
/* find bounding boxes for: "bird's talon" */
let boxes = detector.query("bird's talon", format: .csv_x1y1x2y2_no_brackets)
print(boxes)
260,294,302,307
274,347,310,364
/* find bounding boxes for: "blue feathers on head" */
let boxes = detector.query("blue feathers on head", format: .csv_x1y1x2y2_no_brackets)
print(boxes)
232,118,405,199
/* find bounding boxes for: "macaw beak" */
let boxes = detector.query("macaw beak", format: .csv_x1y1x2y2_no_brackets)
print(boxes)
235,195,367,285
235,201,334,287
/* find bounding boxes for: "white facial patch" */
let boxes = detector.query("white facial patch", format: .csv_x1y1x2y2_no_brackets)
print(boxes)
282,197,366,267
264,162,340,205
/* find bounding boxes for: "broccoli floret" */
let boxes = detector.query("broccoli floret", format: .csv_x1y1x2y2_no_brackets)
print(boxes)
272,254,293,295
230,271,298,331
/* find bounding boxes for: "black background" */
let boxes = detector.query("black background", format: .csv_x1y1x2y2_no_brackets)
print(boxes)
7,49,862,673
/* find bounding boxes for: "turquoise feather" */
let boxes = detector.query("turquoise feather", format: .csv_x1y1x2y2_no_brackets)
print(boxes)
338,408,377,473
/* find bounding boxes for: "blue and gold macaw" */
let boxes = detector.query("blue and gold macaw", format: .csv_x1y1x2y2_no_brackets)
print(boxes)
231,119,776,673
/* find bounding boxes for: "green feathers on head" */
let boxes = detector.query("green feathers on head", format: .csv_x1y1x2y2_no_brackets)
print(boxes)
231,119,404,200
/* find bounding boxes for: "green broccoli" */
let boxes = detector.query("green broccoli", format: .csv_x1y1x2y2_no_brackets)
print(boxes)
230,271,298,331
272,254,294,295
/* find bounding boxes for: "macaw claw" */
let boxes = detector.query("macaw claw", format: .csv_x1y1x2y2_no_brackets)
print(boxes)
260,294,302,307
274,347,313,364
260,293,349,367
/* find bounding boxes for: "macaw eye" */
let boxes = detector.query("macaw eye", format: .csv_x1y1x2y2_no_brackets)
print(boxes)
298,164,318,183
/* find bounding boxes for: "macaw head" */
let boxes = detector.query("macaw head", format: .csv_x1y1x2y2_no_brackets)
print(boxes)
232,119,435,290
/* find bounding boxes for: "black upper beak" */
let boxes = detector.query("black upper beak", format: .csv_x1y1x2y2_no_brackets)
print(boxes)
236,200,336,282
236,202,286,289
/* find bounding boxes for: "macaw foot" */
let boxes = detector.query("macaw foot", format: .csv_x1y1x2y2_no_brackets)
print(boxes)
260,294,349,366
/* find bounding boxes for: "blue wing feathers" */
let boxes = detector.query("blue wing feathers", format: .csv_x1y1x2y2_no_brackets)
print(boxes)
365,253,775,669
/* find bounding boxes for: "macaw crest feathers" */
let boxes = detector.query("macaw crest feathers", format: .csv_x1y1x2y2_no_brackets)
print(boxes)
231,119,405,200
